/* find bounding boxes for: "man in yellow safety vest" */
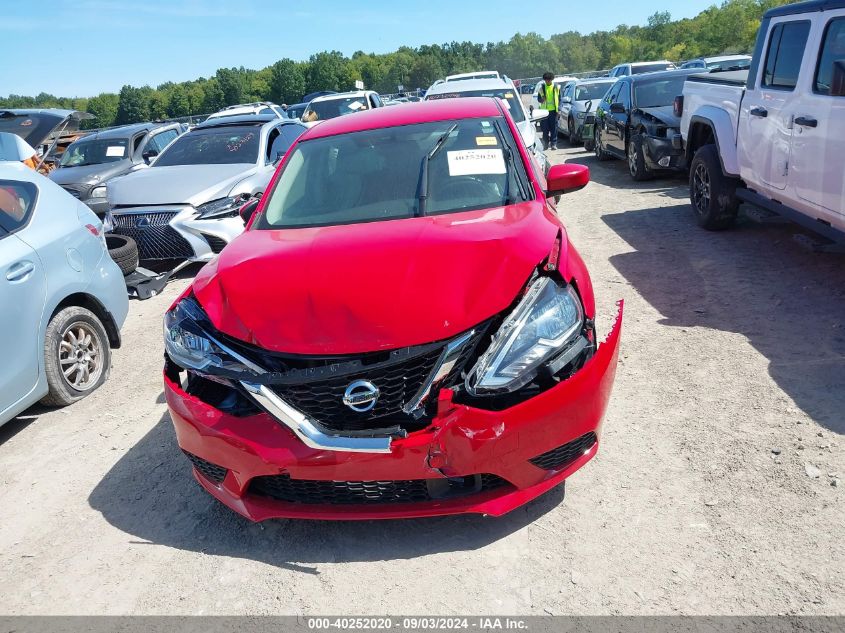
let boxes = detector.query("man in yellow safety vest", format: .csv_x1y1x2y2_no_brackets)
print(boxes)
536,72,560,151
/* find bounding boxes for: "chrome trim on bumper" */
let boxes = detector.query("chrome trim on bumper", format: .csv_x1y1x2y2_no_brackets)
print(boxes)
240,381,393,454
403,329,475,418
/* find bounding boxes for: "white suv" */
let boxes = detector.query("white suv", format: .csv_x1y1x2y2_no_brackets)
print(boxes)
206,102,286,121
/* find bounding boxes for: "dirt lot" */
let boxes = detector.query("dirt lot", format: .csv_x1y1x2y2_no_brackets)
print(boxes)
1,145,843,616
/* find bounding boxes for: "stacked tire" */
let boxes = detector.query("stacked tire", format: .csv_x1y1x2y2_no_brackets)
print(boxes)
105,235,139,276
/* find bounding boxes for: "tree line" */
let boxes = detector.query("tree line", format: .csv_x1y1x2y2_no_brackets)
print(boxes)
0,0,792,129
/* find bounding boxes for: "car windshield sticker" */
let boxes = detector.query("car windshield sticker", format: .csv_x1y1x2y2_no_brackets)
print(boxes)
106,145,126,157
476,136,498,146
447,149,506,176
347,101,365,111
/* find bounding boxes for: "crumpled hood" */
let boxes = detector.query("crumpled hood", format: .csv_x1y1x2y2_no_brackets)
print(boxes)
48,160,130,187
637,106,679,127
107,163,256,207
192,202,562,355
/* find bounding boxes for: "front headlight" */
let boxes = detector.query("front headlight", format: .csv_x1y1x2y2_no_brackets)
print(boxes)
90,185,107,198
467,277,584,395
575,111,587,119
195,195,246,219
164,298,261,376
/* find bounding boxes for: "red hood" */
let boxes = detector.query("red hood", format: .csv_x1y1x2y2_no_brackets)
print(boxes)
192,202,562,355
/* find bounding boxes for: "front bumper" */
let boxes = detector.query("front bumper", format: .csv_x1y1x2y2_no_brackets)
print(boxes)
643,134,686,171
110,206,243,262
83,197,109,217
164,302,624,521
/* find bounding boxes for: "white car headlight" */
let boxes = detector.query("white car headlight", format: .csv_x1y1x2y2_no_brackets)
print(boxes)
575,111,587,119
195,195,247,219
90,185,107,198
467,277,584,395
164,298,261,376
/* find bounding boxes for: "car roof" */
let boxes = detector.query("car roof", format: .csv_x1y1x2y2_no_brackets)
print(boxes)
309,91,370,103
426,77,514,95
0,160,53,185
765,0,845,17
702,54,751,62
194,114,280,129
626,68,702,82
302,98,504,140
575,77,617,85
77,122,160,141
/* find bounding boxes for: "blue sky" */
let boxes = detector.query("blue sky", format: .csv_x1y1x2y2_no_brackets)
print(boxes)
1,0,716,97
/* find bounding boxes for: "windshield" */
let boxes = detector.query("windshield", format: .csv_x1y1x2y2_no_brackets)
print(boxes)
257,117,529,230
287,105,306,119
426,88,525,123
631,63,674,74
634,76,689,108
575,82,614,101
301,97,370,122
60,138,129,167
153,126,260,166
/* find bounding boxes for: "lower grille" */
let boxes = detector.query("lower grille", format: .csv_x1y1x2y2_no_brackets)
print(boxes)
183,450,228,484
203,233,228,254
529,432,597,471
249,472,508,506
112,211,195,260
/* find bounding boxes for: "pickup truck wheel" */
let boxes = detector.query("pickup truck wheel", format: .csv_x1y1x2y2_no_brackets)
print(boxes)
689,144,739,230
627,135,652,181
594,127,611,161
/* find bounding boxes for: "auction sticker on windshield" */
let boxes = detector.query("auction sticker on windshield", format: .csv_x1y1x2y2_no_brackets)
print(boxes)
106,146,126,157
447,149,506,176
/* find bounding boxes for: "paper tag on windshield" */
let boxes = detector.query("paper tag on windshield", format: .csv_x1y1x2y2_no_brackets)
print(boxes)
447,149,506,176
347,101,364,111
476,136,497,146
106,146,125,157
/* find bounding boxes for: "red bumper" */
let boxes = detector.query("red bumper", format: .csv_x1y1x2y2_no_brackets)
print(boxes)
164,302,623,521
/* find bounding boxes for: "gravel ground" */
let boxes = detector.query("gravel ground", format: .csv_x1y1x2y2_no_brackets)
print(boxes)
0,145,842,615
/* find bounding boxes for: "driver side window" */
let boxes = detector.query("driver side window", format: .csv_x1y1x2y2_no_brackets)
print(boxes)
605,83,622,105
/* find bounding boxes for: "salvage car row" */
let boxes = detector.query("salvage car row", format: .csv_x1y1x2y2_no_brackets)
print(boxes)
2,0,841,522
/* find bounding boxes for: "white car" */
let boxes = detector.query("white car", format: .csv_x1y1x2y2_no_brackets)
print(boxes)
424,76,549,175
445,71,501,82
680,55,751,71
608,61,676,77
205,102,287,121
300,91,385,126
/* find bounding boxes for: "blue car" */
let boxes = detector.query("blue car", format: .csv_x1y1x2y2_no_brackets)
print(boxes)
0,163,128,425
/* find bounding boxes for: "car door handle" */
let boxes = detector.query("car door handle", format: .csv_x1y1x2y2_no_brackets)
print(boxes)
794,116,817,128
750,107,768,118
6,261,35,282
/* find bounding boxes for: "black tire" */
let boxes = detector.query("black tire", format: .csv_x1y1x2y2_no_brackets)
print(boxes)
106,234,139,276
689,144,740,230
41,306,111,407
594,126,611,161
584,137,595,152
568,117,580,145
627,135,653,181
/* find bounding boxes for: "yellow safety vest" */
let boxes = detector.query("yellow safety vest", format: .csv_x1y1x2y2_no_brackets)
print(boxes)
544,83,559,111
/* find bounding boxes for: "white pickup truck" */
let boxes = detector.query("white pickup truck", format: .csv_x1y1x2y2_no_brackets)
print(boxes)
680,0,845,245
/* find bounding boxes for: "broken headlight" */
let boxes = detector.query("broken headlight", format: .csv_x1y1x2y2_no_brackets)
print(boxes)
466,277,584,395
164,298,261,376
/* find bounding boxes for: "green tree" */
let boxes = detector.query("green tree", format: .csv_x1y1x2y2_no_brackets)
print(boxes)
306,51,350,92
270,58,306,104
201,79,226,113
84,93,119,129
115,85,149,124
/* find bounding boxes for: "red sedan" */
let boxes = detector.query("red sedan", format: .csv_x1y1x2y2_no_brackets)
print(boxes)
163,97,623,520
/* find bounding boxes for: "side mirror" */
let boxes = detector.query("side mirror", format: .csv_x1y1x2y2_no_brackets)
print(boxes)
609,103,626,114
530,107,549,122
142,149,158,164
562,96,572,104
545,163,589,198
239,198,260,224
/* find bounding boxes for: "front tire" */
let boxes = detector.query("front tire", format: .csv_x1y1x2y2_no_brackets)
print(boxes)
689,144,739,230
568,117,580,145
627,135,652,181
41,306,111,407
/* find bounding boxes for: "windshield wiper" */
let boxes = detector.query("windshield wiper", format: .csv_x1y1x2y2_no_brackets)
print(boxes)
415,123,457,216
493,120,527,204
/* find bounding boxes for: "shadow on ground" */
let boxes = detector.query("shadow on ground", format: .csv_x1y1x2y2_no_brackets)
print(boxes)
601,200,845,435
88,412,564,570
